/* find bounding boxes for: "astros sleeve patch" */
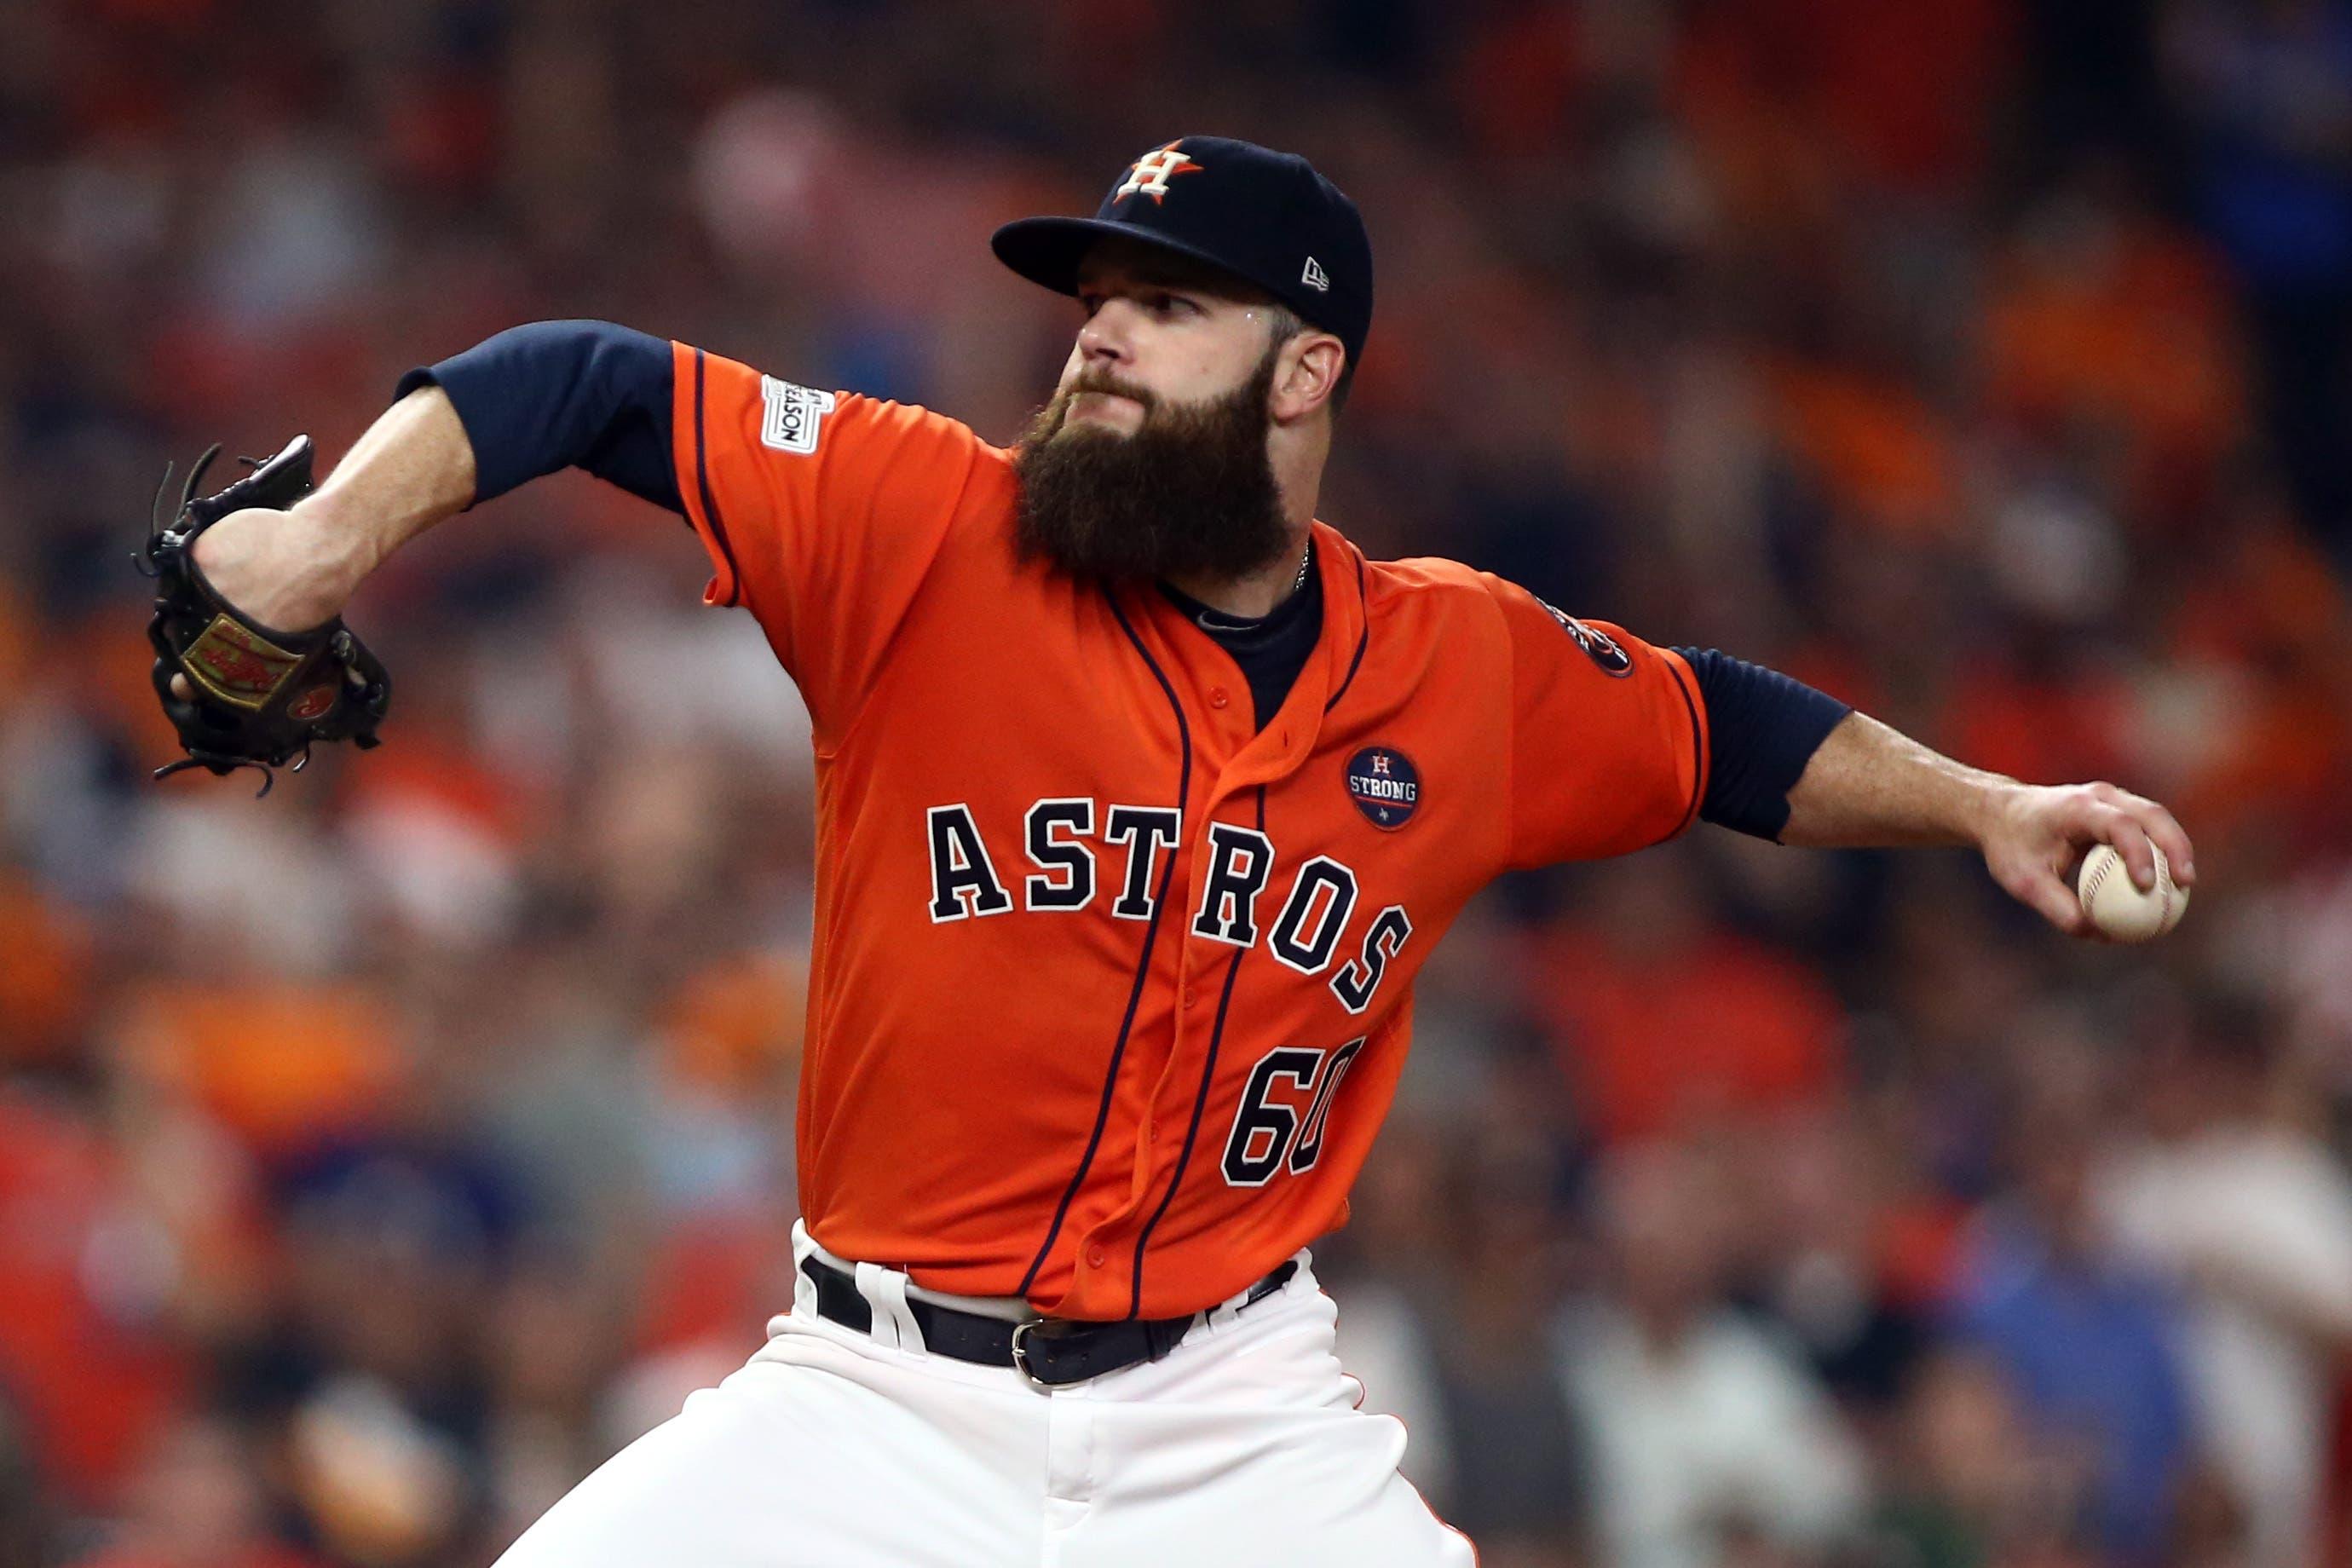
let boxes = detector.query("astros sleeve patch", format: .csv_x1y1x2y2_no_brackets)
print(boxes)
1483,573,1710,869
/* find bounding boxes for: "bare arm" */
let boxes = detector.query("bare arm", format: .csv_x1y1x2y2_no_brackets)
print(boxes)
1783,712,2198,937
187,386,476,633
1779,712,2015,849
184,320,683,634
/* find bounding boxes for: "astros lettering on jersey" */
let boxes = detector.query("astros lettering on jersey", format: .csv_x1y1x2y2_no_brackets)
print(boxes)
672,346,1709,1322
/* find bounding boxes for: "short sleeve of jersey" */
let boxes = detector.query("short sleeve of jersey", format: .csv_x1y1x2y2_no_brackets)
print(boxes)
671,343,983,741
1484,574,1711,869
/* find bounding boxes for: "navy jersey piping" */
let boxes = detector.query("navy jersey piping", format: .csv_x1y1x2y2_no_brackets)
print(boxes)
690,349,744,605
1323,548,1370,714
1127,782,1265,1318
1015,588,1194,1301
1663,653,1705,834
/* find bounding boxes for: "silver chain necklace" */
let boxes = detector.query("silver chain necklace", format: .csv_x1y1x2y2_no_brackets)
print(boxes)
1189,545,1316,632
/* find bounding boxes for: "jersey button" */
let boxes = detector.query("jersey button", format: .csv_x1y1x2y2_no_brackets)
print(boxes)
1208,687,1231,709
1086,1245,1108,1268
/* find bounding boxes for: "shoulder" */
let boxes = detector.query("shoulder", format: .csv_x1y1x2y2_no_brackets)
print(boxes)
687,349,1006,474
811,388,1020,521
1358,551,1494,600
841,393,1017,499
797,383,996,468
1354,551,1516,633
839,389,999,451
1351,551,1592,671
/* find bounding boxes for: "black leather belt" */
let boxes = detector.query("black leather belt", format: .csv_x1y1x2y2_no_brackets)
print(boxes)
799,1255,1299,1388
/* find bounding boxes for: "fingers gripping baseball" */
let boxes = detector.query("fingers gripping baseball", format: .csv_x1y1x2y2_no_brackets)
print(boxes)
2095,782,2196,888
1981,782,2197,940
2090,802,2158,892
2013,864,2095,937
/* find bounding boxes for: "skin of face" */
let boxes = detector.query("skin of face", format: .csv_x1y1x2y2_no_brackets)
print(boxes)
1058,238,1307,436
1029,235,1347,613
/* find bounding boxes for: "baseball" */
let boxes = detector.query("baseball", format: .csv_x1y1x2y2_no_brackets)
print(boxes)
2077,843,2188,942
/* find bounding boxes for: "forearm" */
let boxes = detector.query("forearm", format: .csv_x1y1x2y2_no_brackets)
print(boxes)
297,384,478,587
323,319,677,546
1778,711,2011,849
1756,700,2193,939
182,385,480,633
201,321,680,629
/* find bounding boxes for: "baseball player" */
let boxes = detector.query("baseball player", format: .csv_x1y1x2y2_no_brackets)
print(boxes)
160,137,2195,1565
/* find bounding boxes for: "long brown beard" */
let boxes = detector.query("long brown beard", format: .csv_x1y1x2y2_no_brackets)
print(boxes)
1012,349,1290,583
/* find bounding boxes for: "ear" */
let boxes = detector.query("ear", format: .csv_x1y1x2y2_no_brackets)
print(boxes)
1269,332,1346,424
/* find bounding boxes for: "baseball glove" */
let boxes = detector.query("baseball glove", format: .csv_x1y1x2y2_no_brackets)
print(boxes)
140,435,391,795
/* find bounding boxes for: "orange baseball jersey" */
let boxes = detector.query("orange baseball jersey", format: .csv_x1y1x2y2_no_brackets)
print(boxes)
669,342,1709,1321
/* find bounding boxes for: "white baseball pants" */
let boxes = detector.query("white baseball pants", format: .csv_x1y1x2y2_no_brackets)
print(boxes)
491,1232,1474,1567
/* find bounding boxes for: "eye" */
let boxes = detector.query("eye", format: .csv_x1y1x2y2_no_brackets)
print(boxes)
1077,292,1104,319
1151,292,1198,318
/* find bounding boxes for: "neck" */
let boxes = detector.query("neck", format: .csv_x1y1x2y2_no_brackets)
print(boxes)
1164,528,1312,618
1162,437,1323,617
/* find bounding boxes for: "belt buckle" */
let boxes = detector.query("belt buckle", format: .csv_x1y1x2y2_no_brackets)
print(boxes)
1009,1318,1053,1391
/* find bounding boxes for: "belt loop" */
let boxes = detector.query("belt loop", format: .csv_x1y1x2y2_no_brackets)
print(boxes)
1208,1273,1255,1329
856,1261,925,1353
790,1221,821,1322
792,1264,819,1323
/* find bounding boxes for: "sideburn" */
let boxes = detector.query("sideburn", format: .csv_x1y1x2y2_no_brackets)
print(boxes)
1011,349,1290,584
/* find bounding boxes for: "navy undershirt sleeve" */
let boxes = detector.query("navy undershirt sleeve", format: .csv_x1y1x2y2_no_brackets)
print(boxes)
393,320,681,512
1673,649,1852,841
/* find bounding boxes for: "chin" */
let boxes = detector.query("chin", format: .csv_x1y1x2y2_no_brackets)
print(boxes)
1066,393,1147,435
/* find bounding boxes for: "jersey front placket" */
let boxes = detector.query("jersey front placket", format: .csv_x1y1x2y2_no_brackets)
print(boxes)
1055,541,1358,1319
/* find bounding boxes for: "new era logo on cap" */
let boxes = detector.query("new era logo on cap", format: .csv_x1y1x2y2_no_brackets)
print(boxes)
1301,257,1329,292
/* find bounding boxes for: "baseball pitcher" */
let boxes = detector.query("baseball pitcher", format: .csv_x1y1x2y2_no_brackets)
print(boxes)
147,137,2196,1565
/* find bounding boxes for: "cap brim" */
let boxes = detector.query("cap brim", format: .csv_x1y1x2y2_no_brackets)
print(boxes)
990,216,1263,298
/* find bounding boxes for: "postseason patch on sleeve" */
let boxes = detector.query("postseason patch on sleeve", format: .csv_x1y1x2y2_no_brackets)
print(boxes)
759,377,838,456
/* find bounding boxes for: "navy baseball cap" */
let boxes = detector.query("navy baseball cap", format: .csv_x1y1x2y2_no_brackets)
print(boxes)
993,136,1373,368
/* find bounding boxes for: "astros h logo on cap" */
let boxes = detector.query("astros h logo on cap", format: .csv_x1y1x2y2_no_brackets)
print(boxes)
1116,142,1205,205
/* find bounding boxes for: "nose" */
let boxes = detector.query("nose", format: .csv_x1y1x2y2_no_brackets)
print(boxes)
1077,298,1136,367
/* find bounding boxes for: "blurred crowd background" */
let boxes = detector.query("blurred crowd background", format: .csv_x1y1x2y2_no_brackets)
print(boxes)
4,1,2352,1565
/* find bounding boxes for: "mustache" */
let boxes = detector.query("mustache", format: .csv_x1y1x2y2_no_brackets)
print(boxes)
1040,370,1161,434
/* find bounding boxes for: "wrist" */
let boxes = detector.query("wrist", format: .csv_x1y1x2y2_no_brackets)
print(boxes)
276,498,377,614
1963,776,2027,850
293,489,389,586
